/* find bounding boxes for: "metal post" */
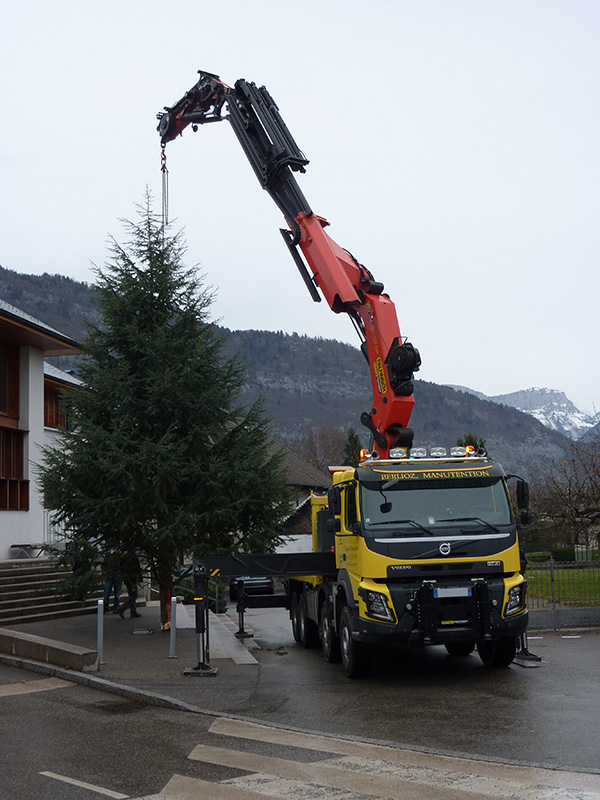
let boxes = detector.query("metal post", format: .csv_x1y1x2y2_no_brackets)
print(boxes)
550,556,558,630
184,560,217,676
235,580,254,639
168,596,177,658
97,600,105,666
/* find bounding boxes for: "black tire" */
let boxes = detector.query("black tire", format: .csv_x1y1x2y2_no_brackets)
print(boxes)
477,636,517,668
339,606,373,678
320,599,341,663
445,641,475,657
298,591,320,648
290,591,302,643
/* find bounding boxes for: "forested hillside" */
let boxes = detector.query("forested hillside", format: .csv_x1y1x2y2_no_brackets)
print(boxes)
0,265,570,477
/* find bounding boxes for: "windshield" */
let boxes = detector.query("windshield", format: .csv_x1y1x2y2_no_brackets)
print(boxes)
360,476,512,536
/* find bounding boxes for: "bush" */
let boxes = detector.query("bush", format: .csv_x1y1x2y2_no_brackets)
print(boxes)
527,552,551,563
551,547,575,561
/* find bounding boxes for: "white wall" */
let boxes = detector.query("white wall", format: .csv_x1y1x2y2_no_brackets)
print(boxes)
0,346,45,559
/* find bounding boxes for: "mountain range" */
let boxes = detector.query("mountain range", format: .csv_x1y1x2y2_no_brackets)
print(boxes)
449,385,598,440
1,264,593,479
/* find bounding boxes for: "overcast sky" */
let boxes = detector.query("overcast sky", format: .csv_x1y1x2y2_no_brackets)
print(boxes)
2,1,599,416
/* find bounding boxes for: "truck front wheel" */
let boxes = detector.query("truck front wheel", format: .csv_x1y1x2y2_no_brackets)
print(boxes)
340,606,373,678
477,636,517,668
320,599,341,663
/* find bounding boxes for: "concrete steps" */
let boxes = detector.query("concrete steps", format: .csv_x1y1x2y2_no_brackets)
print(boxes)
0,559,101,625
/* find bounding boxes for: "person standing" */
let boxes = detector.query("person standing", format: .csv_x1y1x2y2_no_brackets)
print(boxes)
102,548,122,613
117,551,142,619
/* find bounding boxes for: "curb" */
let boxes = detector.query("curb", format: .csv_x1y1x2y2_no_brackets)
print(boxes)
0,652,207,714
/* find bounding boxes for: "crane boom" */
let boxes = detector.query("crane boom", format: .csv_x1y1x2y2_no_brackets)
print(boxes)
157,71,420,457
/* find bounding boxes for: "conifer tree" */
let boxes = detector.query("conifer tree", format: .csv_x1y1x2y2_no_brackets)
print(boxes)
39,197,291,628
343,427,363,467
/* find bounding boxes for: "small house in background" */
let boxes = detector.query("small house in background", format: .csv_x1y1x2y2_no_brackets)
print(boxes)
0,299,80,560
275,445,332,553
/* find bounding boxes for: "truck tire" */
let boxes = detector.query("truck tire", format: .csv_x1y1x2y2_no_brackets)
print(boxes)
290,591,302,643
298,591,320,649
320,598,341,663
477,636,517,668
445,641,475,657
340,606,373,678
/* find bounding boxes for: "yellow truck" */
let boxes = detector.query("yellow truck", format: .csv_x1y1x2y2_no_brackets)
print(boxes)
288,448,529,676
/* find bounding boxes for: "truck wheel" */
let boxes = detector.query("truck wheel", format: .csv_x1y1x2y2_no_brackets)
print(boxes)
320,599,341,663
298,592,320,648
290,592,301,643
445,641,475,657
477,636,517,668
340,606,373,678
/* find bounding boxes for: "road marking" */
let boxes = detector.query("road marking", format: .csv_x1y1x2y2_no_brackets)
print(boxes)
149,773,289,799
40,771,129,798
562,635,582,639
189,743,495,800
207,718,600,797
0,677,72,697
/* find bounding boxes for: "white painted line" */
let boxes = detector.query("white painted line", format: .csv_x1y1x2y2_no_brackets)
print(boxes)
40,771,129,798
208,613,258,664
561,635,582,639
208,718,600,795
157,773,289,799
0,678,72,697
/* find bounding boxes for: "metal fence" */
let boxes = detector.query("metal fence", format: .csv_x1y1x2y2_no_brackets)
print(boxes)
527,560,600,610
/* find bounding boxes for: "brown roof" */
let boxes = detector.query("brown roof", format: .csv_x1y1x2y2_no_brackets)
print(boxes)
269,440,332,489
0,299,80,356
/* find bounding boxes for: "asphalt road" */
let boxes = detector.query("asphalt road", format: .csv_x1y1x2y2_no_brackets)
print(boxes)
2,659,599,800
1,608,599,799
234,607,600,773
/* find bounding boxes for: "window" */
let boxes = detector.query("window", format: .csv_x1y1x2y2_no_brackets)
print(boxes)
360,476,512,536
0,347,19,420
0,349,6,413
44,384,67,429
0,427,29,510
345,485,358,528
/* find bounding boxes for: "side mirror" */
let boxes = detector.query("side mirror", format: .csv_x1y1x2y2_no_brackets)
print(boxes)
328,486,342,516
520,509,532,527
326,517,341,533
516,479,530,511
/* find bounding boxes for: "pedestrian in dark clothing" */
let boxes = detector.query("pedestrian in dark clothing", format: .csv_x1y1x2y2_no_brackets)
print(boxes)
117,552,142,618
102,548,122,612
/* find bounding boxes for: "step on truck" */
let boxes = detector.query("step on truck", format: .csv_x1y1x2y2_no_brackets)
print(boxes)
158,71,530,676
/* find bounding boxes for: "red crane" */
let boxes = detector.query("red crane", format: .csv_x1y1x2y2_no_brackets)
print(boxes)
157,72,420,458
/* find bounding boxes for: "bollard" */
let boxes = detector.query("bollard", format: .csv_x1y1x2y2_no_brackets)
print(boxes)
184,561,217,676
168,595,177,658
97,600,105,665
235,580,254,639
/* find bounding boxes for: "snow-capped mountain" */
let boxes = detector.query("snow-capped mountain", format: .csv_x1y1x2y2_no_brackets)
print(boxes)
448,385,597,439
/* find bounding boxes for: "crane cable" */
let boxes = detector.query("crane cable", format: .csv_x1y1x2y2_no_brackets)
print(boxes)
160,145,169,235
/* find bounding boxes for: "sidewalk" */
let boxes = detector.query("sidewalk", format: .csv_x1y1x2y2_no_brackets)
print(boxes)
0,601,263,715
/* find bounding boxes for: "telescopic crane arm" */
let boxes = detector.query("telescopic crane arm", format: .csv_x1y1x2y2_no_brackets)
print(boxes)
157,71,420,458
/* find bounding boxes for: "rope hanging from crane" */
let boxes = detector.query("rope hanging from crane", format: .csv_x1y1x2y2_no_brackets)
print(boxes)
160,145,169,233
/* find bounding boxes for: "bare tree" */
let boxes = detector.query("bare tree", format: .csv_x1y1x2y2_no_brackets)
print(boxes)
532,432,600,550
296,426,347,472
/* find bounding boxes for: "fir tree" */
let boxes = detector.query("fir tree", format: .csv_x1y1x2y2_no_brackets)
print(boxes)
39,197,291,628
343,427,363,467
457,432,488,454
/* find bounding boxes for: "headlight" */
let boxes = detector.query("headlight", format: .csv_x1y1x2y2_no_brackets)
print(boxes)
365,591,394,622
504,585,525,616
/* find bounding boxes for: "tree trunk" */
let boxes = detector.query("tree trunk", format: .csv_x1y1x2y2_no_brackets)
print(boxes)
159,585,172,630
